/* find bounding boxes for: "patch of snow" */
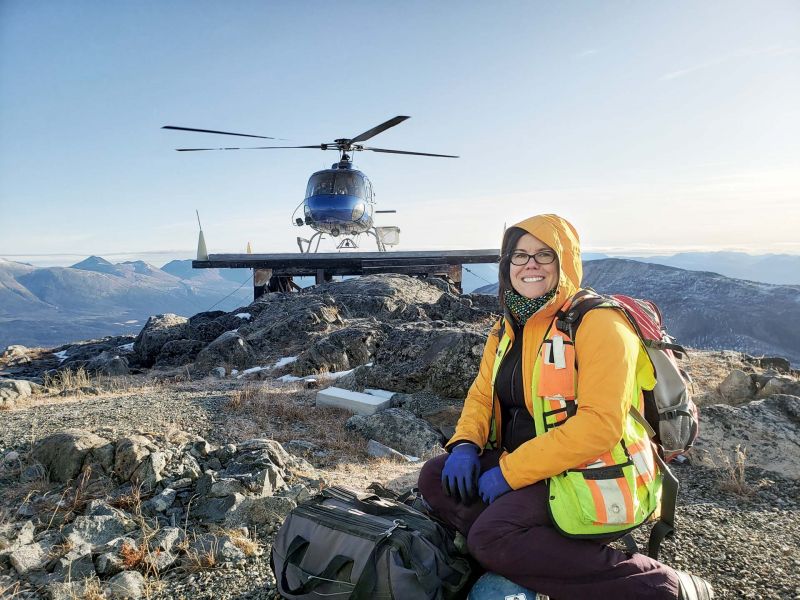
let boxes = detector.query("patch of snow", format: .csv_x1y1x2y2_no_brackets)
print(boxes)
118,342,134,352
273,356,298,369
237,366,267,378
124,320,138,324
235,312,252,320
327,367,354,379
277,374,302,382
54,350,68,363
230,369,239,376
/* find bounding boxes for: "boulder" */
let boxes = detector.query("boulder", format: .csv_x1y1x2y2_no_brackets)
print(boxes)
154,339,204,367
114,435,155,482
346,408,445,457
188,310,244,343
194,493,246,523
84,350,130,376
242,295,344,349
0,378,42,409
106,570,145,599
133,314,189,367
757,376,800,398
2,344,31,365
718,369,755,402
130,451,166,489
64,514,132,549
691,395,800,477
313,274,444,318
292,321,385,375
30,429,113,483
194,331,256,372
52,543,95,581
360,323,486,398
8,531,61,575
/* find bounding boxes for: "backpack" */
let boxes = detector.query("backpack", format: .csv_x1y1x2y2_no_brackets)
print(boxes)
554,288,699,461
553,288,700,559
270,485,471,600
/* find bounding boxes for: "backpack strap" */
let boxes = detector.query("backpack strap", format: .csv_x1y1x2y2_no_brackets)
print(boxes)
559,289,680,561
630,405,679,560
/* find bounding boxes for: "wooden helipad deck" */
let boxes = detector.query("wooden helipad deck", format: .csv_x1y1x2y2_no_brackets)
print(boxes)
193,249,500,297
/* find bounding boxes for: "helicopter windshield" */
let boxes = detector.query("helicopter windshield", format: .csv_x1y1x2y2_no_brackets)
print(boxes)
306,172,366,198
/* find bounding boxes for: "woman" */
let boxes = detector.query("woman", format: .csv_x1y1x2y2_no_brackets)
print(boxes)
418,214,713,600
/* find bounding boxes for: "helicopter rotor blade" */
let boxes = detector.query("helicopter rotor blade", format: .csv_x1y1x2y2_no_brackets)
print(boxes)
362,146,459,158
349,116,410,143
162,125,280,140
175,145,330,152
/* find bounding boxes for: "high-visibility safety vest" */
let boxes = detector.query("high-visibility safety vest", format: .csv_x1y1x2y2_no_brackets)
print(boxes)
486,304,663,539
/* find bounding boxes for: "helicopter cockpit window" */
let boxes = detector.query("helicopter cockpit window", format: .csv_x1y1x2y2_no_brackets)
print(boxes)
306,174,334,197
333,173,365,196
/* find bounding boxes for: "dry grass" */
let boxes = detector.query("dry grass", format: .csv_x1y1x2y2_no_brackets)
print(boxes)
214,527,261,557
0,581,22,598
223,382,367,463
76,576,107,600
43,367,92,393
716,445,755,497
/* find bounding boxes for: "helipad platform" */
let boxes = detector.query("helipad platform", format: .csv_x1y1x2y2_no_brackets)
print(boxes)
193,249,500,298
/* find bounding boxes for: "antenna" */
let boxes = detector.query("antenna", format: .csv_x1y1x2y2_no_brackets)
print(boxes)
196,210,208,260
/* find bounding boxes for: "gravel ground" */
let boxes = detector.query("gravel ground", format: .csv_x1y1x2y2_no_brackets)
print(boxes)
1,381,799,599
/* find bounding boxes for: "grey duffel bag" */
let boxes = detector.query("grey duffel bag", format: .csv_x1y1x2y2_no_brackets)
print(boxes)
271,485,471,599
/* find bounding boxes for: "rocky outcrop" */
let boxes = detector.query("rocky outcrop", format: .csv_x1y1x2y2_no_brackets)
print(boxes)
30,429,114,483
291,320,385,375
355,323,487,398
194,331,256,373
0,378,42,409
2,429,318,593
132,314,189,367
345,408,445,457
692,394,800,477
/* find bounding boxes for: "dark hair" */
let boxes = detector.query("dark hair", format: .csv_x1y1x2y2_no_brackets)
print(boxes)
497,227,528,315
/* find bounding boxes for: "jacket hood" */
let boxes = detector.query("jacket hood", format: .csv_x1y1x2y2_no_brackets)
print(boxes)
503,214,582,313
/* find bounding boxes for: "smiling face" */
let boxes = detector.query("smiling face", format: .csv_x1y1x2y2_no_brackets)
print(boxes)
509,233,560,299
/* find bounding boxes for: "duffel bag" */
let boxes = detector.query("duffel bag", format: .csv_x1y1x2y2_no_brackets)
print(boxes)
271,485,471,599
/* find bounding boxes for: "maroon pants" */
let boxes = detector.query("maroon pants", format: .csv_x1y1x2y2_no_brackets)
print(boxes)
418,451,679,600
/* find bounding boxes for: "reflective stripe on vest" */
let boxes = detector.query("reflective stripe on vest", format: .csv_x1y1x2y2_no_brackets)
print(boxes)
488,310,662,538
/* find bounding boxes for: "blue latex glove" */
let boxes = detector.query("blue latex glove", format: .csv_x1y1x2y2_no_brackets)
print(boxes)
478,466,512,504
441,443,480,502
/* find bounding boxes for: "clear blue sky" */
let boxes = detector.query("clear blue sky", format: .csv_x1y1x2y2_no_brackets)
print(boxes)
1,0,798,265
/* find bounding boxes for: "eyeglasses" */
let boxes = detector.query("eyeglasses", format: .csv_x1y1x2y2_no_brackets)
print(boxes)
506,250,557,266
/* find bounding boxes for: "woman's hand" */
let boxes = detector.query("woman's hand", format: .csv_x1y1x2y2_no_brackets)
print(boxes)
478,466,512,504
441,443,480,503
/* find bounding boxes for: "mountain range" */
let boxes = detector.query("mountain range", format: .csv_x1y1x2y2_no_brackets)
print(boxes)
2,254,799,364
474,258,800,364
0,257,253,348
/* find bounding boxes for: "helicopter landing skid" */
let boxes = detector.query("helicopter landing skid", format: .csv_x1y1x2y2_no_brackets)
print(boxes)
297,232,325,253
297,229,387,253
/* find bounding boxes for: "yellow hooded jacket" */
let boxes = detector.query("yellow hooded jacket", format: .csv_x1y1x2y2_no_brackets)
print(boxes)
448,214,647,490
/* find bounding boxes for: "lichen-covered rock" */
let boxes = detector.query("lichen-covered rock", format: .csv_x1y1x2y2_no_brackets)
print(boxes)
114,435,155,482
757,376,800,398
292,320,385,375
312,274,444,318
154,339,204,367
133,313,189,367
346,408,445,457
691,394,800,477
242,295,344,349
718,369,755,402
106,570,145,599
194,331,255,372
30,429,112,483
359,323,486,398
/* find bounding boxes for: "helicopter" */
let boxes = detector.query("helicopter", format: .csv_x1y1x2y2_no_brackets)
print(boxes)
163,116,458,252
